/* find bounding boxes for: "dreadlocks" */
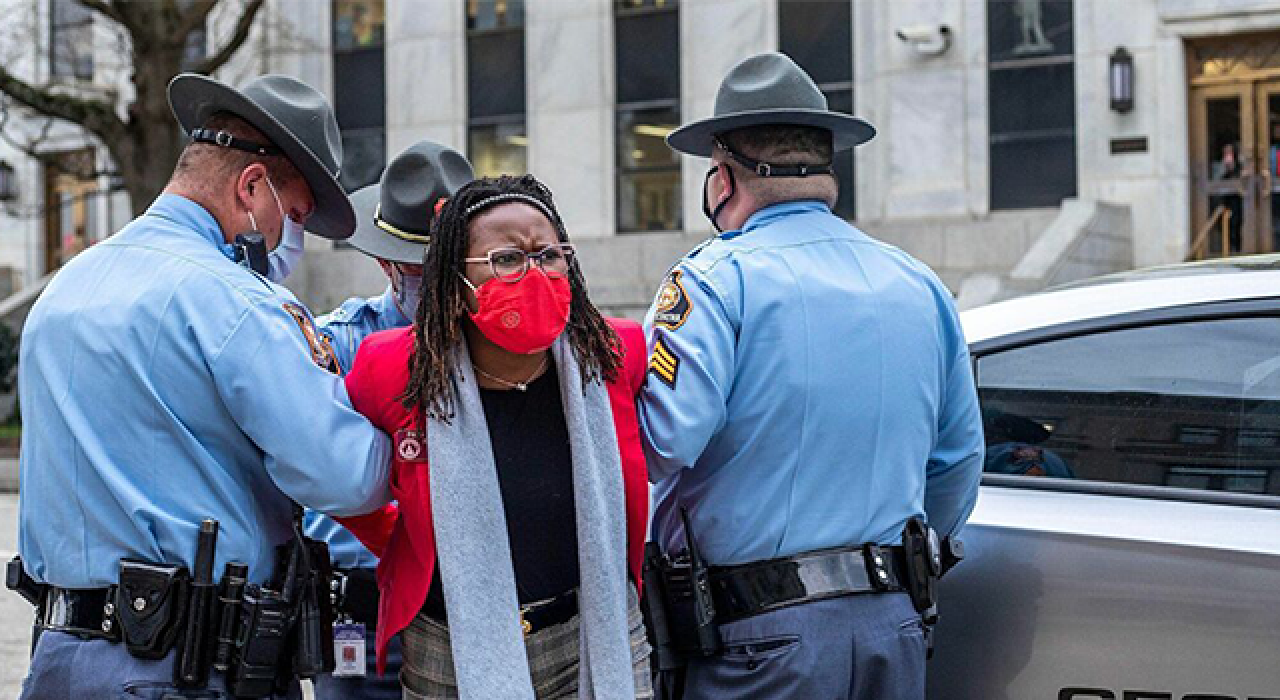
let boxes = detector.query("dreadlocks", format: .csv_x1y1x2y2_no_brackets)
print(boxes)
401,174,622,422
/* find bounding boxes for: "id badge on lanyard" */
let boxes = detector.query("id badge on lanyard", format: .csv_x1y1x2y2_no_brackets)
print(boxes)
332,620,367,678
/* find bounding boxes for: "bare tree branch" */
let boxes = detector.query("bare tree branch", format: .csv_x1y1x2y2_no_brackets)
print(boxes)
174,0,219,44
0,66,126,144
197,0,265,75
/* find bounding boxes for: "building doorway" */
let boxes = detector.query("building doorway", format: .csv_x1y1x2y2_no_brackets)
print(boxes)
41,149,98,274
1189,32,1280,258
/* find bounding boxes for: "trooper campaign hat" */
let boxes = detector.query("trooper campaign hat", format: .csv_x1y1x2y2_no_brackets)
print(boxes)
167,73,355,239
347,141,475,265
667,52,875,160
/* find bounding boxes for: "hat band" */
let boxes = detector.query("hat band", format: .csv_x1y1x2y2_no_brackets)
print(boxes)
715,138,832,178
190,128,281,157
374,203,431,244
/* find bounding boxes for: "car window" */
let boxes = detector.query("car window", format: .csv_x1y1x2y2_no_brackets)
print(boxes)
975,316,1280,496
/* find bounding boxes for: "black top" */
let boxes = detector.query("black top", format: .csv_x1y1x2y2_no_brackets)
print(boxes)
422,362,580,618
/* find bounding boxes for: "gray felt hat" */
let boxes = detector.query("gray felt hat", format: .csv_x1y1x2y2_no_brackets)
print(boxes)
667,52,875,157
167,73,355,239
347,141,474,264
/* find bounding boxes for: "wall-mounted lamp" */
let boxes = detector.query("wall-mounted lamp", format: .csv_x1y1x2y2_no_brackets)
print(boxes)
896,24,952,57
0,162,16,201
1110,47,1134,113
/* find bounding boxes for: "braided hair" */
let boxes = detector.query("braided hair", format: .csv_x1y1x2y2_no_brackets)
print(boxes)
401,174,622,422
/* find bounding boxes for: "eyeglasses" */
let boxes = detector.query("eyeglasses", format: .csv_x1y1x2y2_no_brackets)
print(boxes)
463,243,576,283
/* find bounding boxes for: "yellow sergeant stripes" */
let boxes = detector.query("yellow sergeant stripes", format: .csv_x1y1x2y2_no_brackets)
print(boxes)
649,338,680,389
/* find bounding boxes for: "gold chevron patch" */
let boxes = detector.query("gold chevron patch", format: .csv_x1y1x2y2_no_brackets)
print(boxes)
648,337,680,389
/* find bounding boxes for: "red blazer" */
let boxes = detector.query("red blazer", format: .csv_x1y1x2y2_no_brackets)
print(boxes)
338,319,650,670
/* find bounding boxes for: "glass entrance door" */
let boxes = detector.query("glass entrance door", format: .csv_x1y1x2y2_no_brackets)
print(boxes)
1192,85,1255,256
1256,80,1280,253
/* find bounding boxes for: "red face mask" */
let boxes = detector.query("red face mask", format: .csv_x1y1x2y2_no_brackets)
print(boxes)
466,269,573,354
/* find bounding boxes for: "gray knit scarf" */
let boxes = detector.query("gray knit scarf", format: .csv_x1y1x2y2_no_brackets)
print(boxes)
426,335,636,699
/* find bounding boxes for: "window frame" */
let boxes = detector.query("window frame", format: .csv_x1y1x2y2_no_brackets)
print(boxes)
971,296,1280,509
985,0,1078,211
49,0,94,81
465,1,527,176
614,1,681,234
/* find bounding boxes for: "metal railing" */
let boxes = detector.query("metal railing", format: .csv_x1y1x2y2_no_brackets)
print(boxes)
1186,204,1232,262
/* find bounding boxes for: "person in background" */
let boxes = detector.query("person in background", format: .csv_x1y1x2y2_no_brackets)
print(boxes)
308,140,474,700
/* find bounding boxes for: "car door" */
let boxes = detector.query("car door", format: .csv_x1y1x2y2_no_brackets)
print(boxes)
927,301,1280,700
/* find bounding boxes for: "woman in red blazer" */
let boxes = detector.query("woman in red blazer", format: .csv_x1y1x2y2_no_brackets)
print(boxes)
340,174,652,700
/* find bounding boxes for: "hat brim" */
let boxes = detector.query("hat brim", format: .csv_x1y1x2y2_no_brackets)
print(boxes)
667,109,876,158
168,74,356,240
346,185,429,265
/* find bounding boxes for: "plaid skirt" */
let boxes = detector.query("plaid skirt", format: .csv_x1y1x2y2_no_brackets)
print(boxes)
400,586,654,700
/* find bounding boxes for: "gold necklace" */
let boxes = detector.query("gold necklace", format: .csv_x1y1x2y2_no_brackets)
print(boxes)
473,355,549,392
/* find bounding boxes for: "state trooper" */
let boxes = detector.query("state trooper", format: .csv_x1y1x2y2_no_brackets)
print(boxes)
637,53,984,699
12,73,392,698
305,140,474,700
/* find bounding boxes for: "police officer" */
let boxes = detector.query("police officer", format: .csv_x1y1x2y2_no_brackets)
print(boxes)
638,53,984,699
14,73,391,698
306,140,473,699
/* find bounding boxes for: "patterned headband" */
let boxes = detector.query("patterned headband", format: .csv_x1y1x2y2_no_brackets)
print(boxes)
464,192,557,226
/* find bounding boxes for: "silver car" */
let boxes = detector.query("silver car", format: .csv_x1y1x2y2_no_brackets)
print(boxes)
928,257,1280,700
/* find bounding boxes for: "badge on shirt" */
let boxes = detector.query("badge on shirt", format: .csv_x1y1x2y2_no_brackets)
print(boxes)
394,429,427,463
652,270,692,331
332,622,367,678
282,302,342,375
648,337,680,389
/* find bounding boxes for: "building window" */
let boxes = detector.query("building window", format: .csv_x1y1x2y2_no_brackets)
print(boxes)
987,0,1077,210
778,0,854,219
467,0,526,178
615,0,680,233
50,0,94,81
182,27,207,71
333,0,387,192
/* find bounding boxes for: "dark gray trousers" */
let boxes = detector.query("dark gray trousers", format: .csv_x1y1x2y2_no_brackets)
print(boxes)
19,629,300,699
681,592,926,700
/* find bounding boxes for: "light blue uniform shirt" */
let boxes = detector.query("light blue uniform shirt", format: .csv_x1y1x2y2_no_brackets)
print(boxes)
18,194,392,587
306,287,410,569
639,200,983,566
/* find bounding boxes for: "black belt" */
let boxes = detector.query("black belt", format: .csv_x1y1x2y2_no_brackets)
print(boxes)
37,586,121,643
426,589,578,638
708,545,908,623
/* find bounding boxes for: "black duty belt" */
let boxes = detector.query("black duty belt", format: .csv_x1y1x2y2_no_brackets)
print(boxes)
707,544,908,623
38,586,121,643
426,588,578,638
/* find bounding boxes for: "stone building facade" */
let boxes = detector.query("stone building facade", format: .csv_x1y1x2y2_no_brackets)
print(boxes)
5,0,1280,319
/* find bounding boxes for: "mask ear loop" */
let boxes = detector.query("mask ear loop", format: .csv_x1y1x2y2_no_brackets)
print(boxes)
702,164,736,233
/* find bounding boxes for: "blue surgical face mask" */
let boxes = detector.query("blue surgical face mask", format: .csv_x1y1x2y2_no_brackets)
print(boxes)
262,175,305,283
393,267,423,319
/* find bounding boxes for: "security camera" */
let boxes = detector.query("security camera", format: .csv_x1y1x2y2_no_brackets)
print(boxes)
895,24,952,56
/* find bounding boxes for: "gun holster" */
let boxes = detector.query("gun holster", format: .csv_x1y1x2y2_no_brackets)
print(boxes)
6,556,45,607
117,560,190,660
901,518,940,615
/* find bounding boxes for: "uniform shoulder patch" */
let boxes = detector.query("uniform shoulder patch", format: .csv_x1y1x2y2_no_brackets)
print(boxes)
282,302,342,375
652,269,693,331
648,337,680,389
